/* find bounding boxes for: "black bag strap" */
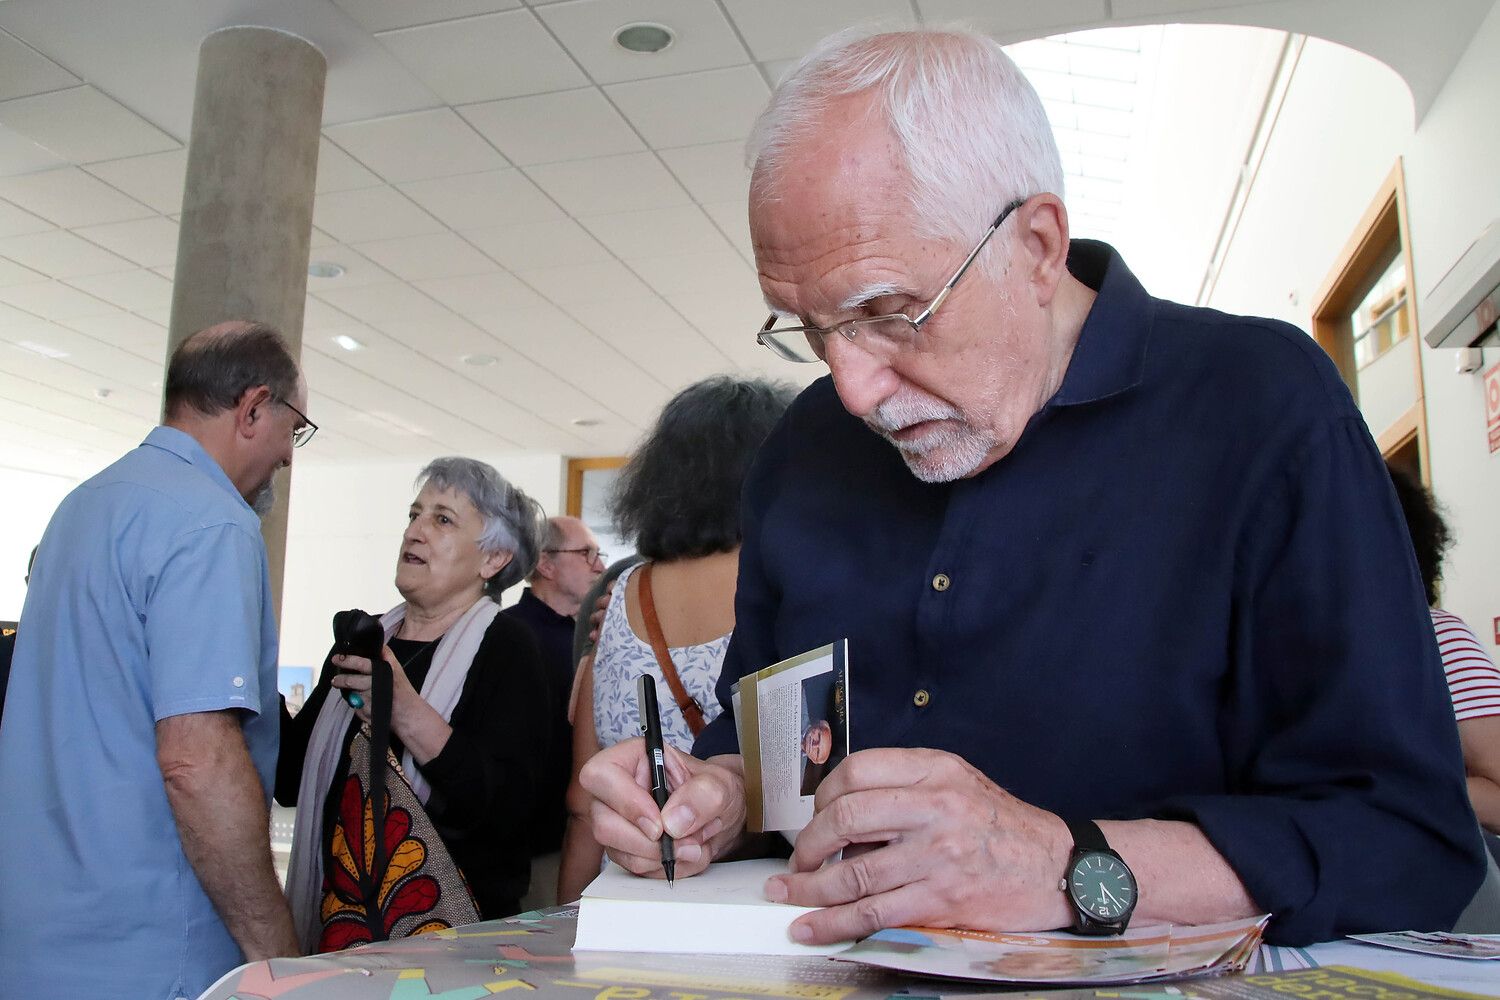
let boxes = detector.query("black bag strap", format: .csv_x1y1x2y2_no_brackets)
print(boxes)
345,611,392,898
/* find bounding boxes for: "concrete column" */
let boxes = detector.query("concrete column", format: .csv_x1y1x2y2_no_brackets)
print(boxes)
165,26,326,622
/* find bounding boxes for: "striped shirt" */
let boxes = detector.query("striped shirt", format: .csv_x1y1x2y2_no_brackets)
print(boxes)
1434,607,1500,721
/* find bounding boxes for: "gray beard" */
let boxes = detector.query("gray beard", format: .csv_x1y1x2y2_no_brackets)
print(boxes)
251,479,276,518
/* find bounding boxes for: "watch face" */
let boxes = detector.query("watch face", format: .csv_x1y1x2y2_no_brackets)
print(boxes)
1067,851,1137,923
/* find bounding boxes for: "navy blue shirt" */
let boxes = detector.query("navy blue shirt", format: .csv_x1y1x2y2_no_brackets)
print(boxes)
501,587,575,854
695,242,1484,945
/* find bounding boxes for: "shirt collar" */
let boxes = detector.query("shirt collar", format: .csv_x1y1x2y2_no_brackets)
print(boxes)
520,587,573,624
141,425,250,509
1047,240,1154,408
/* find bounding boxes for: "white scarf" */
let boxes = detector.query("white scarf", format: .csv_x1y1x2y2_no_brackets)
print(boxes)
285,595,501,952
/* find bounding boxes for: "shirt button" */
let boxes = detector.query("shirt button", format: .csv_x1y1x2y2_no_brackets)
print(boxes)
232,676,245,688
913,688,930,708
932,573,951,592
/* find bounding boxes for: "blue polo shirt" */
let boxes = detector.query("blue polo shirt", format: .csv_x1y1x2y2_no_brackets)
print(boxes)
696,241,1485,945
0,426,279,999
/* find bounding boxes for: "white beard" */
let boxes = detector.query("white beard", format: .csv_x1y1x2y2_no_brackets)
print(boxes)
866,392,996,483
251,478,276,518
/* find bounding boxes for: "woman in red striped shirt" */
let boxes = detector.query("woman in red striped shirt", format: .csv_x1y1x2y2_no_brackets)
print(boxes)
1390,467,1500,842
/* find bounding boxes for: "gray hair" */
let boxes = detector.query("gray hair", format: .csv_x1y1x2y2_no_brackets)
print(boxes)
748,27,1064,249
165,321,301,419
416,457,546,597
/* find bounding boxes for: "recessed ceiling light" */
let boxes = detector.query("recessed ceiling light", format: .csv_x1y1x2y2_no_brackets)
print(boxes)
308,261,345,279
462,353,497,367
571,417,602,427
16,340,68,359
614,22,673,54
332,334,364,352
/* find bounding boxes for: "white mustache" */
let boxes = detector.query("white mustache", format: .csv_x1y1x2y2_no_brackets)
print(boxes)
866,394,963,434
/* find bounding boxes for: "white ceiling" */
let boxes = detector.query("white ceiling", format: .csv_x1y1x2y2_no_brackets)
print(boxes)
0,0,1489,476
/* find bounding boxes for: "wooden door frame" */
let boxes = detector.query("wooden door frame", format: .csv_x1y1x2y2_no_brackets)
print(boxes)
1310,159,1430,483
565,456,627,518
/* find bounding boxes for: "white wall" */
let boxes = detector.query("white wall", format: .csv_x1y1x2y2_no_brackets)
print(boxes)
1206,12,1500,647
0,466,83,621
1401,0,1500,640
278,453,566,669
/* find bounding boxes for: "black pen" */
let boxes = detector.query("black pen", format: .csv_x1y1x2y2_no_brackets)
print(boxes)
637,674,676,886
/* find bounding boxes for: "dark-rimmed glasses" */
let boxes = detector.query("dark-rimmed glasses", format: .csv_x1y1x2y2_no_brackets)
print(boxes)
756,196,1029,364
546,546,608,565
278,399,318,448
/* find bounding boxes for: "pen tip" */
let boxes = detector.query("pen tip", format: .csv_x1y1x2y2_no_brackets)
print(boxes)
665,861,676,886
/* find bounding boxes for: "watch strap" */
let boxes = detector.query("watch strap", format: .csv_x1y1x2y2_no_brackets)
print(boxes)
1065,817,1111,855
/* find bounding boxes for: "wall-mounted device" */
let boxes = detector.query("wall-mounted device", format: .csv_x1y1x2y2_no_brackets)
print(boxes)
1423,219,1500,351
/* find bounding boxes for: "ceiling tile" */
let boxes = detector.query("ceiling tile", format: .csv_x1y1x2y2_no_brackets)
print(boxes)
0,85,180,164
658,141,751,205
66,268,173,314
399,168,564,229
759,59,797,85
458,89,643,166
914,0,1109,38
0,255,44,287
375,10,588,105
0,28,80,101
312,185,446,244
0,198,50,239
353,232,500,282
460,219,611,271
0,167,154,228
304,245,399,291
332,0,522,33
629,249,756,301
606,66,769,148
720,0,914,62
74,216,179,269
0,280,116,321
415,271,552,321
579,205,732,260
526,151,690,215
0,229,135,278
537,0,748,84
567,295,733,384
63,312,166,356
0,122,66,178
309,226,337,249
700,199,754,259
516,259,652,305
312,280,460,333
83,149,188,215
325,108,508,183
316,137,382,194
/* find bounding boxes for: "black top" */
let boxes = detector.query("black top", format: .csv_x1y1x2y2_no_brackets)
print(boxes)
697,241,1485,944
0,628,13,732
278,611,550,920
499,588,576,854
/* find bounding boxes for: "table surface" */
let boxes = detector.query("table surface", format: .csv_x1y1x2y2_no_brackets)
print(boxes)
197,909,1500,1000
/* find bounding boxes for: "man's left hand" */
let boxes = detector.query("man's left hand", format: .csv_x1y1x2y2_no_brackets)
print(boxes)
766,748,1074,944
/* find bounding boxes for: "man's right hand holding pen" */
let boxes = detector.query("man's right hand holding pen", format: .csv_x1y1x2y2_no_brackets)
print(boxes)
578,737,749,880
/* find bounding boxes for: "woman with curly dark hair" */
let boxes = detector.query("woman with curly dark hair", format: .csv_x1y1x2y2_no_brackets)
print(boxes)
1388,466,1500,842
557,376,795,901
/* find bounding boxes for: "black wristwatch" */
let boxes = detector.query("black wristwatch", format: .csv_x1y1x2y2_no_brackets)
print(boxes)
1060,818,1138,935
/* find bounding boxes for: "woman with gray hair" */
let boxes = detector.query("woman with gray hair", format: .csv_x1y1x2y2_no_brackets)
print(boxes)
278,457,551,946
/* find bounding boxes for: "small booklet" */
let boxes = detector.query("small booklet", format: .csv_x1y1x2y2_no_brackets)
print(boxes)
1347,931,1500,960
732,640,850,833
839,915,1270,986
926,965,1499,1000
572,858,853,956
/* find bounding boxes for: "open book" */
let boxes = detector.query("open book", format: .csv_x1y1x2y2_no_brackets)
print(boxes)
572,858,853,956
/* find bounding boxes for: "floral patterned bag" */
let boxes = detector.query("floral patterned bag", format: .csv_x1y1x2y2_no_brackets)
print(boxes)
316,654,479,953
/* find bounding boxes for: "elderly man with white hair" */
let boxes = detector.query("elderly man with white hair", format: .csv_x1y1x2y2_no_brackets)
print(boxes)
578,28,1485,946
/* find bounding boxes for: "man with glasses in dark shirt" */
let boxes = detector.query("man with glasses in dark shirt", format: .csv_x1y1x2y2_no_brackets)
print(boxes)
504,515,606,907
577,27,1486,947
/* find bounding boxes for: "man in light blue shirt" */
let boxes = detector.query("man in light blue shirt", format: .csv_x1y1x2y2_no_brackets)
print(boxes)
0,321,313,998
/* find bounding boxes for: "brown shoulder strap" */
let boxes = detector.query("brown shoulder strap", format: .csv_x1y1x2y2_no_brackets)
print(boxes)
638,562,706,737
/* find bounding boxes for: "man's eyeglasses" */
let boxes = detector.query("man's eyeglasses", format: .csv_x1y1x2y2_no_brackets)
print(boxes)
545,546,608,565
756,196,1029,364
278,399,318,448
